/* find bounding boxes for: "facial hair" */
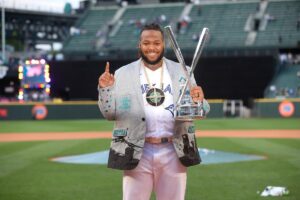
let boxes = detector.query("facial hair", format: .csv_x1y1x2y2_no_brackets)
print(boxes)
139,48,164,66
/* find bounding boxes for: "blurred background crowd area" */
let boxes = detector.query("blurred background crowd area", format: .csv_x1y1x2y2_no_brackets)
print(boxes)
0,0,299,107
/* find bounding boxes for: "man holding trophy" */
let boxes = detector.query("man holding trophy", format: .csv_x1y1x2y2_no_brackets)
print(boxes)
98,23,210,200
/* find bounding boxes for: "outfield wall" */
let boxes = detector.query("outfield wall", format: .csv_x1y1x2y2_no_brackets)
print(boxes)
0,99,299,120
254,99,300,118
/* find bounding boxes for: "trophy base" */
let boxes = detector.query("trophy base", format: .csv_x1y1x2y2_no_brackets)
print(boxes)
175,116,205,121
175,103,206,121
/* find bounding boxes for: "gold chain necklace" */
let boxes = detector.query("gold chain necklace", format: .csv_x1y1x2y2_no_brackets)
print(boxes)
143,64,165,106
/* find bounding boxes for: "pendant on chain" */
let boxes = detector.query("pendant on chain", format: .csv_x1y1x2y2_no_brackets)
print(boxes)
146,88,165,106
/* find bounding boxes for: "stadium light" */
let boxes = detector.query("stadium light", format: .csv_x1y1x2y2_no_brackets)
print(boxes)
1,0,6,62
18,89,23,100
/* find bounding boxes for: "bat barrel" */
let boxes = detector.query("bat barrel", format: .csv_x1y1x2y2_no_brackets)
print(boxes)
190,27,209,76
164,26,188,74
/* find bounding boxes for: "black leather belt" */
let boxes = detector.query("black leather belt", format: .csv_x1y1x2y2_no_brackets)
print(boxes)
145,137,173,144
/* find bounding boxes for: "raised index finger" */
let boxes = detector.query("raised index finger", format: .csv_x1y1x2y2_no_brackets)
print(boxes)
105,62,110,73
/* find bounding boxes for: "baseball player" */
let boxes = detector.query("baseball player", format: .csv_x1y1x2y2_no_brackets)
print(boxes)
98,23,210,200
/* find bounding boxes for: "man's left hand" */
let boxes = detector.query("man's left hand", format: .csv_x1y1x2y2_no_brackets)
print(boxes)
190,86,204,103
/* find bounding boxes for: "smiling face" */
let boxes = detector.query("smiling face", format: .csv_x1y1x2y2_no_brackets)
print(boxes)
139,29,165,67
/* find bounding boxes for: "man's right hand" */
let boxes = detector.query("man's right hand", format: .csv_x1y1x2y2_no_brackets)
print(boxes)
98,62,115,88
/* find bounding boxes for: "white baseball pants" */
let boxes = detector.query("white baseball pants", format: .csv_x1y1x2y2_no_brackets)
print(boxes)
123,143,187,200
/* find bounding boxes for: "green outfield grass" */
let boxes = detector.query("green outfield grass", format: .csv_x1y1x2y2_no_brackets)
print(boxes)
0,118,300,133
0,118,299,200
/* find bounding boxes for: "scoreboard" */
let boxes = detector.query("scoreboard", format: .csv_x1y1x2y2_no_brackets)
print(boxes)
18,59,50,101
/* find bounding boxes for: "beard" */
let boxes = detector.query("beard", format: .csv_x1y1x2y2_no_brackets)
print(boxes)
139,49,164,65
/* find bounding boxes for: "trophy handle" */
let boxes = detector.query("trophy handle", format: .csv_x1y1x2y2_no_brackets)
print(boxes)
190,28,209,77
164,26,210,120
164,26,189,77
178,28,209,107
165,26,191,105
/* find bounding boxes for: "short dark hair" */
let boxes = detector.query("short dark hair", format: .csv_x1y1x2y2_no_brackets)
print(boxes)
139,23,164,40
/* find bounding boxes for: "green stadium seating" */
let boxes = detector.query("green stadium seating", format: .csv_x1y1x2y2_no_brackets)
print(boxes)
176,3,257,49
108,4,184,50
255,1,300,47
63,1,300,53
64,8,117,52
265,64,300,98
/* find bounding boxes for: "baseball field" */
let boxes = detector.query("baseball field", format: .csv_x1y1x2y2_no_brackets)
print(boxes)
0,118,299,200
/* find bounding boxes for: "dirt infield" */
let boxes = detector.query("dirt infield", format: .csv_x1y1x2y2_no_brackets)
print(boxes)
0,130,299,142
